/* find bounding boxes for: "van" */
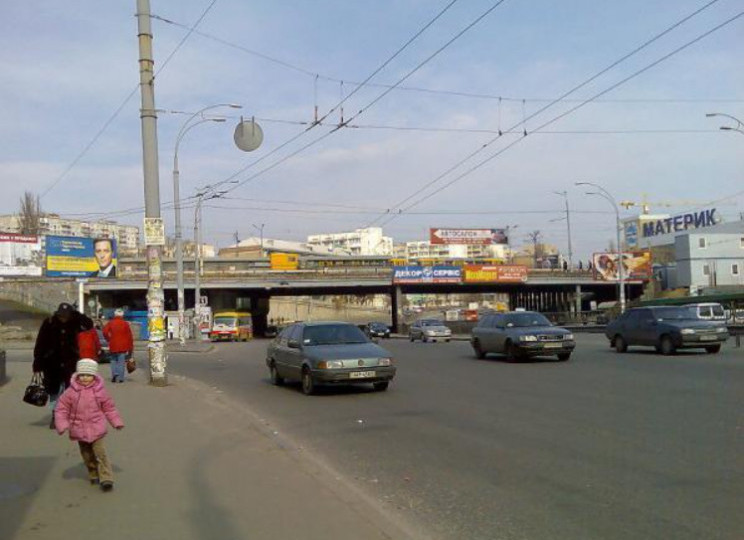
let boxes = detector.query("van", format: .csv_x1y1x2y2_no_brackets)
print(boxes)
685,303,727,324
210,311,253,342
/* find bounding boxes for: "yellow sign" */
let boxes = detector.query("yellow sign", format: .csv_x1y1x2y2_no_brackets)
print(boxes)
270,252,299,271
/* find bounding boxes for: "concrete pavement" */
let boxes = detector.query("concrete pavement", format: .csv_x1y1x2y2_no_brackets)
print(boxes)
0,356,422,540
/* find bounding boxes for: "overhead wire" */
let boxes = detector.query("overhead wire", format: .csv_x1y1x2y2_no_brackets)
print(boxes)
38,0,221,200
366,0,734,228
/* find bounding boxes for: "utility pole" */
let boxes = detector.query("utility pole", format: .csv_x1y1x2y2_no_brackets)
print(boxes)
135,0,166,386
253,223,265,256
554,191,573,269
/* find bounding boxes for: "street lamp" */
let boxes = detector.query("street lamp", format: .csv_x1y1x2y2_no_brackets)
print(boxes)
173,103,241,344
576,181,626,312
553,191,573,270
706,112,744,135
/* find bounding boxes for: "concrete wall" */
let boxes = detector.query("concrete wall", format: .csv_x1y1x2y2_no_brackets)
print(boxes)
269,297,390,325
0,279,78,314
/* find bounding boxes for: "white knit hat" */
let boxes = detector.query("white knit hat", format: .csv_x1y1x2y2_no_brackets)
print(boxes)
114,308,125,317
76,359,99,376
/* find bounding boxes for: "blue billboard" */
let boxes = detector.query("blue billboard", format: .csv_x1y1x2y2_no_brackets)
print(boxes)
46,235,118,278
393,265,462,284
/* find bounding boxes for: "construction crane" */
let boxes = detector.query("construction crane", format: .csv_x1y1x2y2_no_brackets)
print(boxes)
619,194,733,214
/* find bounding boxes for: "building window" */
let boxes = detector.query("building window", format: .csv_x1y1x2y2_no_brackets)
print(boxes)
698,237,706,249
702,264,710,276
740,236,744,249
733,264,740,276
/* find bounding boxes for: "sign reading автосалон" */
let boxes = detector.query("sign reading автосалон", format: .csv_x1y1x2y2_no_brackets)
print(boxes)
642,208,717,238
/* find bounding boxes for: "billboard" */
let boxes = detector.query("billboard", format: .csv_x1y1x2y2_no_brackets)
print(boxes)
430,228,508,245
0,233,43,276
593,252,652,281
46,235,118,278
463,265,528,283
393,266,462,284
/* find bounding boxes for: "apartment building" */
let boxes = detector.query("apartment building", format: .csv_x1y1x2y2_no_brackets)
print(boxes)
307,227,393,256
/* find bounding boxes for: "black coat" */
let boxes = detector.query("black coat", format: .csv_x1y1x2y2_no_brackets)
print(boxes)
33,312,90,394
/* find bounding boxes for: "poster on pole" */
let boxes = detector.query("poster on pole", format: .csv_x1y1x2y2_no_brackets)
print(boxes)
144,217,165,246
0,233,43,276
46,235,118,278
430,228,508,245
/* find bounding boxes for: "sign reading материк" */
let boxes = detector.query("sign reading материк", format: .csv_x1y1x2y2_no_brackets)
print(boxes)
642,208,717,238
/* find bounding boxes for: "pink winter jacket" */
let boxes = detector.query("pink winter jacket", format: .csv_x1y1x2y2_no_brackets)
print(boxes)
54,374,124,443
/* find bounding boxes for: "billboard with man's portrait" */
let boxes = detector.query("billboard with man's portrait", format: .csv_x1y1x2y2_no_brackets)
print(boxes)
46,235,118,278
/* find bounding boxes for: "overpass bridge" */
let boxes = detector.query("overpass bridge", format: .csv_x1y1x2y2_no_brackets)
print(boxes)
84,258,644,334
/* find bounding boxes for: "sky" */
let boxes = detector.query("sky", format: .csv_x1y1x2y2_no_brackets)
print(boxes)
1,0,742,260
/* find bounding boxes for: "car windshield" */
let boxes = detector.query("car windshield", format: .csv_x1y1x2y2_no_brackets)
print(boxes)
303,324,369,345
507,313,552,327
654,307,696,321
213,317,237,327
370,323,387,329
421,320,443,327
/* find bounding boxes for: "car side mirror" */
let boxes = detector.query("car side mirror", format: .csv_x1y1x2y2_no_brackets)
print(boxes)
288,339,300,349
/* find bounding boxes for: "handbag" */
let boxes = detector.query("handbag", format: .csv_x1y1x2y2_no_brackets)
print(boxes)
23,373,49,407
125,357,136,374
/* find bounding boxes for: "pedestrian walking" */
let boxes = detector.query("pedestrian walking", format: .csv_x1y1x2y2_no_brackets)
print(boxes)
33,302,88,428
54,359,124,492
103,309,134,383
78,316,101,361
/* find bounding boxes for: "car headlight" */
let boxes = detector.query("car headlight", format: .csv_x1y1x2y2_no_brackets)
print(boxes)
716,327,727,333
378,358,393,366
564,333,574,341
317,360,344,369
680,329,696,335
519,335,538,342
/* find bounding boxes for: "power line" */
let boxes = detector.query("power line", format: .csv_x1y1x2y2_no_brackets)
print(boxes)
367,0,735,228
38,0,221,200
150,8,743,105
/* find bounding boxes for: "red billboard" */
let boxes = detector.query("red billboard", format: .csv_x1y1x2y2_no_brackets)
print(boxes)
463,265,528,283
430,228,508,245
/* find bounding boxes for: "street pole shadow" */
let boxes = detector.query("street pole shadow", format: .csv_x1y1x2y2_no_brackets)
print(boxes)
0,456,56,539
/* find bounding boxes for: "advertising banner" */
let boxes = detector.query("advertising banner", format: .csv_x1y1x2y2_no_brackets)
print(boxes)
393,265,462,284
592,251,652,281
0,233,43,276
463,265,528,283
430,228,508,245
46,235,118,278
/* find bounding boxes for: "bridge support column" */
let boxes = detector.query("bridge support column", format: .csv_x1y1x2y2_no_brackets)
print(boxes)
575,285,582,314
391,286,403,333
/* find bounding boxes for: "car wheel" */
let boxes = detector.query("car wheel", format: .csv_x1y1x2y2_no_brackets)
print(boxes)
506,341,522,362
422,336,428,343
557,352,571,361
269,362,284,386
615,335,628,353
445,339,451,343
705,344,721,354
301,368,316,395
659,335,676,356
473,340,486,359
409,334,415,342
373,381,389,392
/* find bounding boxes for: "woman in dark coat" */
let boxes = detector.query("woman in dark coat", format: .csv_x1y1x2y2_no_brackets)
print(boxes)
32,303,90,426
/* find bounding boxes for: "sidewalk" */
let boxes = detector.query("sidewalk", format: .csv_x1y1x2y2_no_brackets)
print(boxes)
0,359,421,540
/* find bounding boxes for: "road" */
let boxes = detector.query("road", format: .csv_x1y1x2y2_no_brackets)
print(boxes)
168,334,743,540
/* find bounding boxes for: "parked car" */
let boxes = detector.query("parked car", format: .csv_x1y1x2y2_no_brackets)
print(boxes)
470,311,575,361
684,302,727,324
605,306,729,355
265,322,396,395
409,319,452,342
365,322,391,339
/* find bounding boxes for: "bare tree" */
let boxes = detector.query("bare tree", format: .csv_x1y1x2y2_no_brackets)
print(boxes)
528,230,542,268
17,191,43,235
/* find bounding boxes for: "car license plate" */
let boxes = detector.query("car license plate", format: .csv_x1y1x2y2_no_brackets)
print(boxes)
543,342,562,349
700,335,717,341
350,371,376,379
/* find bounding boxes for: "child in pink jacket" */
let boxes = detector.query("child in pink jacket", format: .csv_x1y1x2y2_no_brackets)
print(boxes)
55,359,124,492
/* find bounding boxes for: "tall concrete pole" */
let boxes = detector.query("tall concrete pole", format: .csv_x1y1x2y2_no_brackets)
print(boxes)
193,194,203,339
173,153,184,344
136,0,167,385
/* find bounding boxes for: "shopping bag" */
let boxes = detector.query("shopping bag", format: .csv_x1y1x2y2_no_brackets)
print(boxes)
23,373,49,407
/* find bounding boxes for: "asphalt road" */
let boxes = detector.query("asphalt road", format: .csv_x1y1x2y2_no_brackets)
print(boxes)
169,334,743,540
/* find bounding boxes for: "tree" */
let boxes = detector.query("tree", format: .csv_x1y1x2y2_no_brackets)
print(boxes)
528,230,543,268
17,191,43,235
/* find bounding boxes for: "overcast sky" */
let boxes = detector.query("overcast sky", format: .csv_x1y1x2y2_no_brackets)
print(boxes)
1,0,742,260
